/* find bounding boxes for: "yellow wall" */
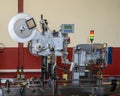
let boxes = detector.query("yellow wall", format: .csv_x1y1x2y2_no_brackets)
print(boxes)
1,0,120,47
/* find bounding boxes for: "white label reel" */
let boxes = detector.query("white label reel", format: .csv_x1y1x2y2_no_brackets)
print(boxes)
8,13,37,43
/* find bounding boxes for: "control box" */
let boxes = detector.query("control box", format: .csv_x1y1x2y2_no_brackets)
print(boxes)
61,24,74,33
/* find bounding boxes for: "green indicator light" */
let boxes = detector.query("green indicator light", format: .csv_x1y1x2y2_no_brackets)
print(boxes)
90,36,94,40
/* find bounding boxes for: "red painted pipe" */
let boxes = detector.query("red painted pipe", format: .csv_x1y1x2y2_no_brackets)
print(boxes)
18,0,24,67
18,0,23,13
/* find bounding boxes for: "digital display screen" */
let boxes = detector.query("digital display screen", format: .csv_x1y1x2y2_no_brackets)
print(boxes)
61,24,74,33
26,18,36,29
64,25,72,29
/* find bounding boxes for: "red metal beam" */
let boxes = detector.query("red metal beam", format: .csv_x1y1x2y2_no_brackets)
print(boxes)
18,0,23,13
18,0,24,67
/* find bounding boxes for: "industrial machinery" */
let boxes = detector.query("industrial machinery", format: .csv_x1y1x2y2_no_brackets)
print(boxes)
56,43,120,96
5,12,74,96
0,13,119,96
73,43,108,83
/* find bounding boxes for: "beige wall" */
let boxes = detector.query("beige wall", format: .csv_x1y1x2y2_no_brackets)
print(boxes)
0,0,18,47
1,0,120,47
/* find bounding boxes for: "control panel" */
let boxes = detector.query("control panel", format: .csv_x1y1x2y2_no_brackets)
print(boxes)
61,24,74,33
